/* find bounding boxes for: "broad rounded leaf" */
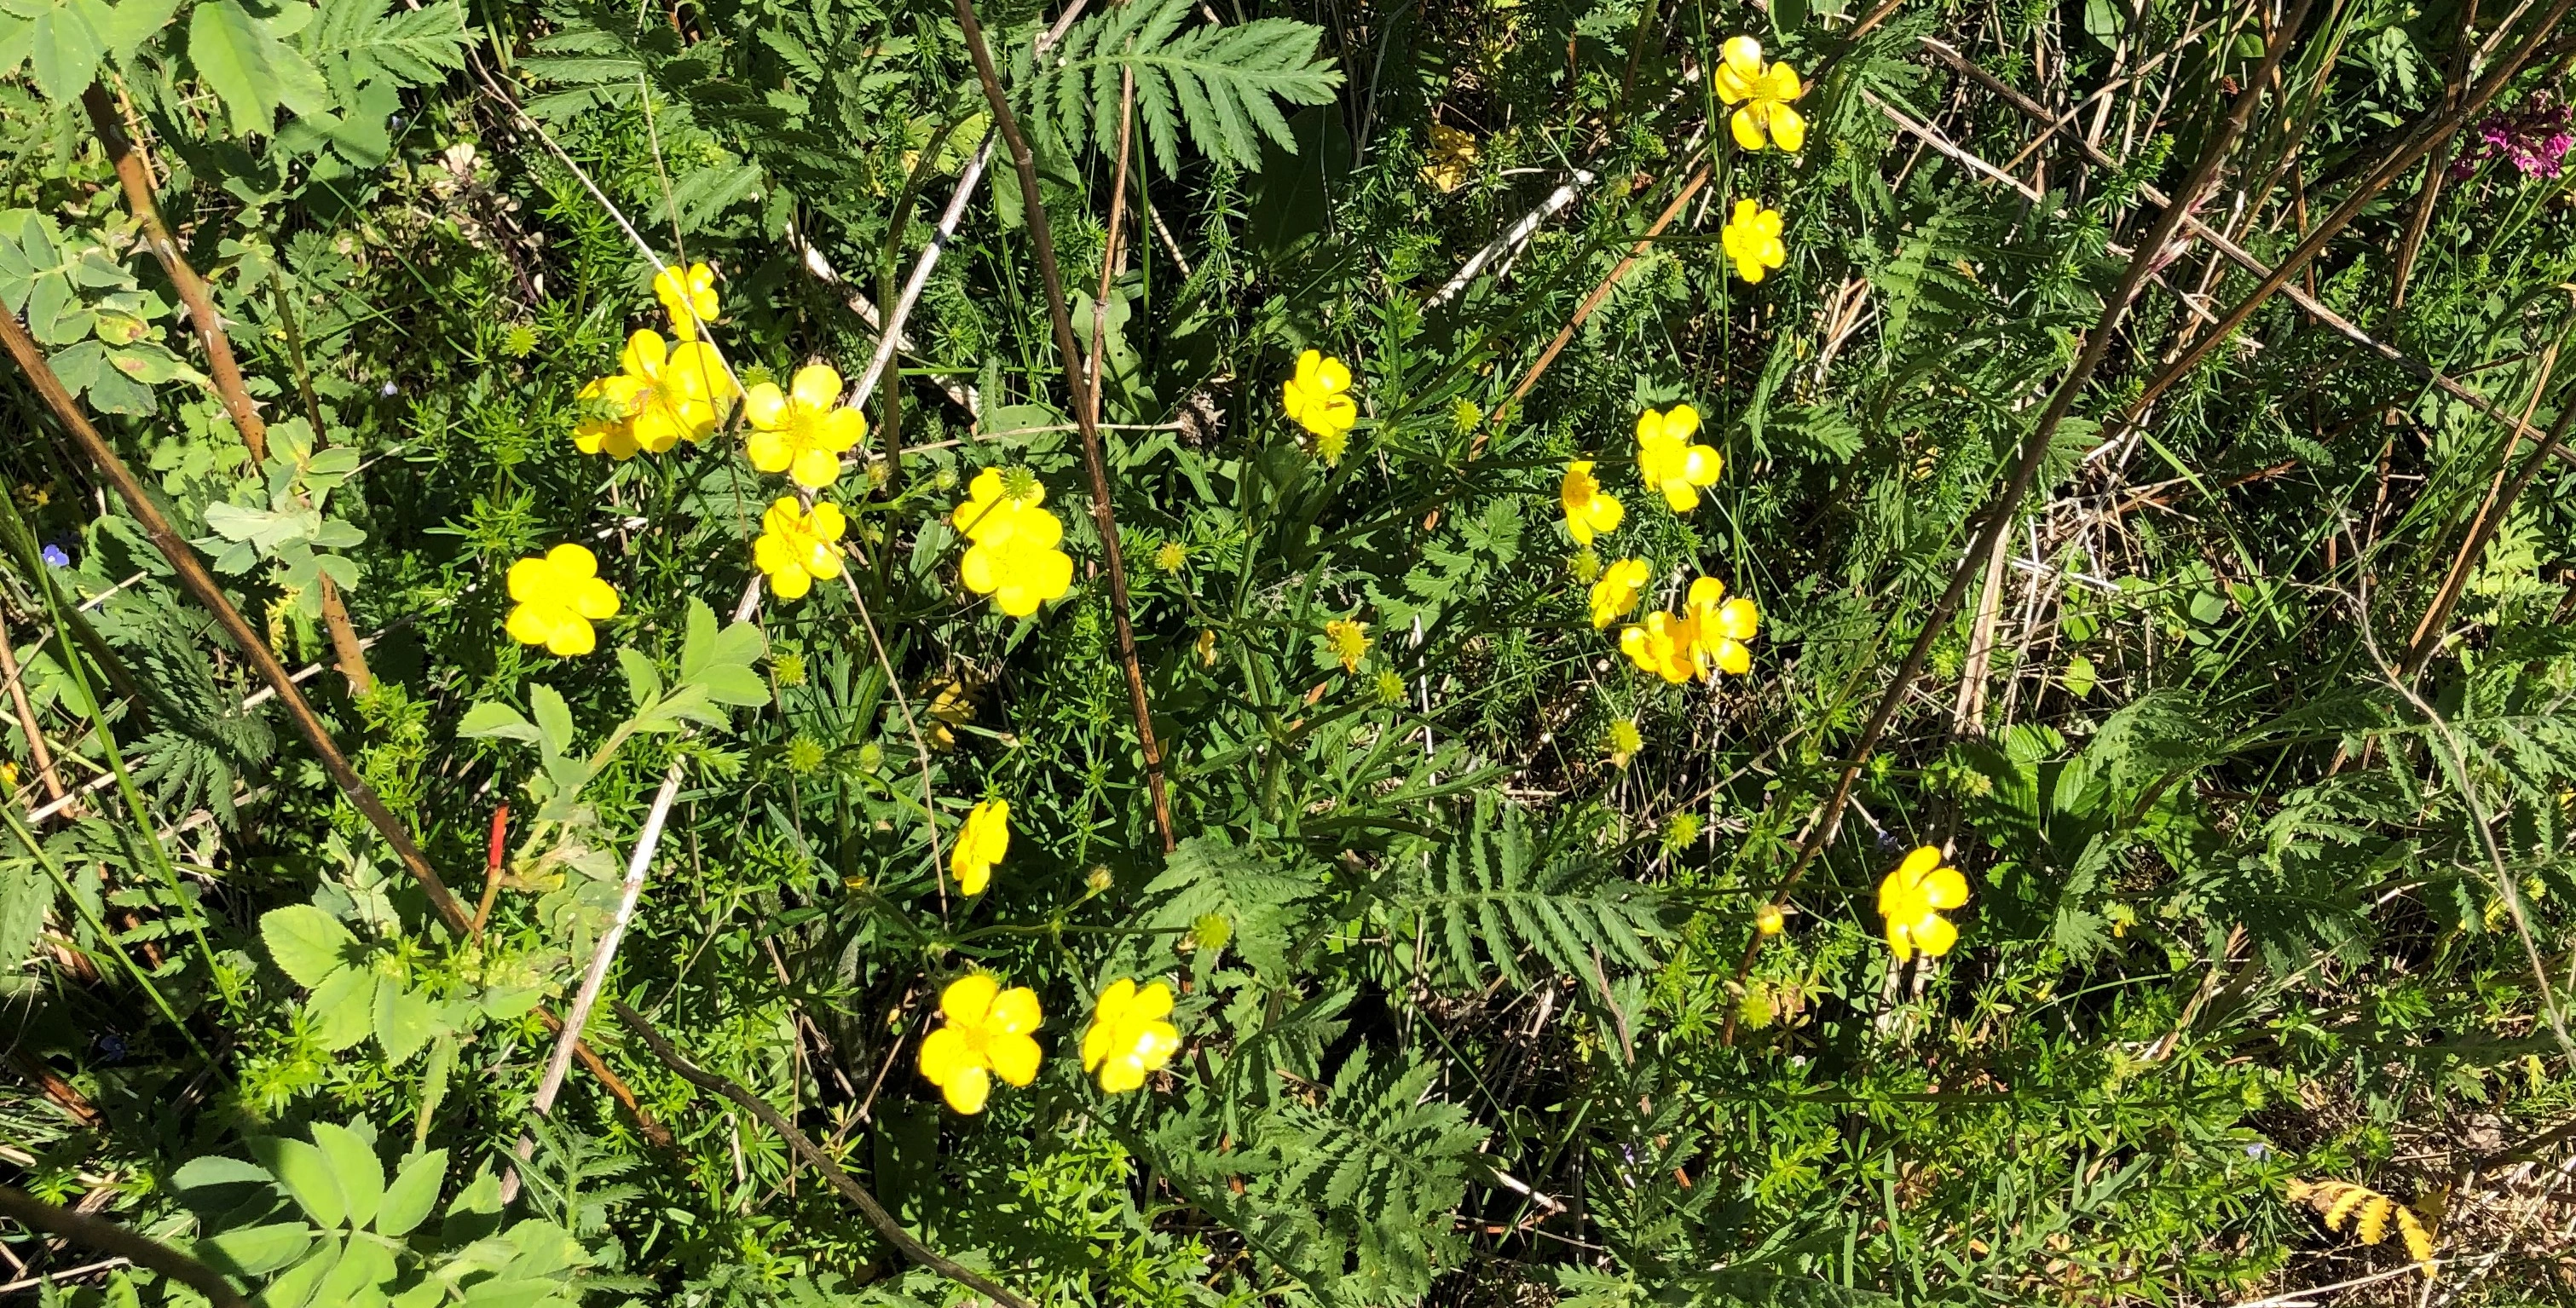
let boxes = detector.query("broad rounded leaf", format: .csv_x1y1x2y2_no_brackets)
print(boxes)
198,1222,314,1276
172,1155,274,1191
261,1233,344,1308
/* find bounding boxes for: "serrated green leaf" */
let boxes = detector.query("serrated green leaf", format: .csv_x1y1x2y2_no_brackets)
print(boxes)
678,597,717,680
529,683,575,755
374,1148,446,1236
307,965,378,1052
269,1137,349,1228
261,1232,342,1308
615,647,661,707
26,0,103,101
90,0,175,64
188,0,283,135
308,1121,383,1230
458,701,538,743
173,1155,274,1190
372,981,440,1065
261,904,357,987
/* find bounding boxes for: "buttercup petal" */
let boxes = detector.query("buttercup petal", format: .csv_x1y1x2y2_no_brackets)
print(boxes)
547,544,600,579
987,988,1042,1036
790,364,842,412
960,543,1001,595
545,616,597,657
790,448,841,488
746,428,791,473
572,578,621,621
1770,104,1806,152
1897,845,1944,883
918,1026,972,1084
505,604,553,648
1732,107,1768,151
941,974,1001,1024
816,406,867,453
1924,866,1970,909
1718,597,1760,640
621,330,667,380
744,383,789,430
1099,1058,1146,1093
940,1066,991,1115
1912,913,1959,957
971,1030,1033,1089
506,557,549,603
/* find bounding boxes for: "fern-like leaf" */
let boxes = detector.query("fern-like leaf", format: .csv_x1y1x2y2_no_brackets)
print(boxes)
1022,0,1342,174
1406,798,1664,991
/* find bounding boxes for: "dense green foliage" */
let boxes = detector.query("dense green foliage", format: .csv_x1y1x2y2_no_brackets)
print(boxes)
0,0,2573,1303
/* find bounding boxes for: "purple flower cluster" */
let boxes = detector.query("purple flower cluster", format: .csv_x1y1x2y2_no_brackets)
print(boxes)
2453,95,2576,179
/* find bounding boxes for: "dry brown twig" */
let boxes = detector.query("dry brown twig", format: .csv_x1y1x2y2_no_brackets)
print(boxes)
80,87,374,695
955,0,1177,854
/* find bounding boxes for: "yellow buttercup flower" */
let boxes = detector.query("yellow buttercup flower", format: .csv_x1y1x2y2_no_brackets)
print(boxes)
1282,349,1358,463
1715,37,1805,152
1589,556,1651,629
1754,902,1786,936
951,470,1075,617
916,974,1042,1115
1560,459,1626,545
1721,199,1788,284
751,497,847,602
952,798,1008,896
505,544,621,657
1636,404,1721,512
653,262,719,340
1326,617,1370,672
1422,124,1478,193
580,329,736,455
746,364,869,488
1681,577,1761,677
1878,845,1969,961
1619,610,1697,683
1081,977,1181,1093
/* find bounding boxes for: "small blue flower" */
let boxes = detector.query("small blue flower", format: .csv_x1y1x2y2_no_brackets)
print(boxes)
40,545,69,568
95,1032,126,1063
